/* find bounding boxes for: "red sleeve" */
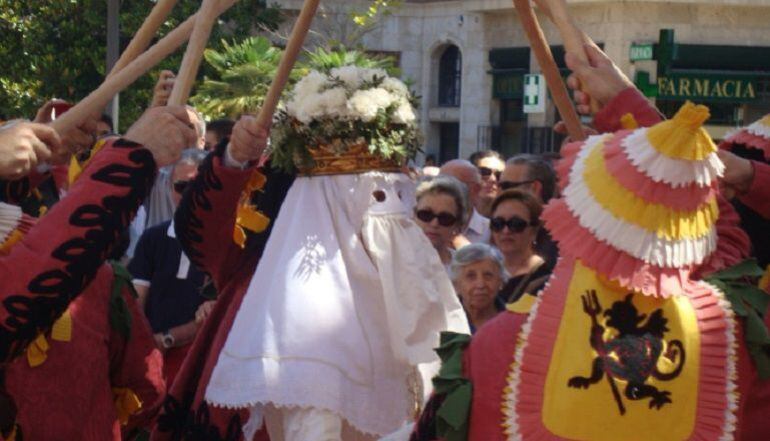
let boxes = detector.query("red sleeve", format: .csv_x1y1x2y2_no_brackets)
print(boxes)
173,151,256,287
109,283,165,431
738,161,770,219
466,312,526,441
693,193,751,278
0,137,157,364
593,87,664,133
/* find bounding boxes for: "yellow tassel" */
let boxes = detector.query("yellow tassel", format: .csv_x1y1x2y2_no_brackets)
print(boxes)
68,139,107,185
759,265,770,292
27,334,49,367
67,155,83,185
759,114,770,128
51,310,72,342
0,229,24,255
236,205,270,234
231,170,270,247
645,101,717,161
246,170,267,192
112,387,143,425
620,113,639,130
233,225,247,248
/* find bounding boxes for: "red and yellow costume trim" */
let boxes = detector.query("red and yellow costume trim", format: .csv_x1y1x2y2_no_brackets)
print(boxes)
504,103,739,440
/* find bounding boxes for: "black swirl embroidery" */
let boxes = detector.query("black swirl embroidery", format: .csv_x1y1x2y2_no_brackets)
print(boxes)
0,145,155,363
174,148,222,270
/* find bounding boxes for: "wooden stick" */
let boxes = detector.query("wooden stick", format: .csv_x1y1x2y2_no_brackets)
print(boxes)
255,0,320,129
534,0,600,113
512,0,585,141
168,0,221,106
50,0,237,135
108,0,179,77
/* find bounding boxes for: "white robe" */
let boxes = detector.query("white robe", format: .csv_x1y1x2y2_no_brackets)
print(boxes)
205,172,469,437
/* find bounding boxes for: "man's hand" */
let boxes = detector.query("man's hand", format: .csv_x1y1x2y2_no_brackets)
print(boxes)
150,70,176,108
718,149,755,199
124,106,198,168
0,121,62,180
34,99,99,164
227,115,270,165
565,44,635,115
195,300,216,324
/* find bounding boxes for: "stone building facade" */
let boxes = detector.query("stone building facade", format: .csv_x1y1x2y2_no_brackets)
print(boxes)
276,0,770,162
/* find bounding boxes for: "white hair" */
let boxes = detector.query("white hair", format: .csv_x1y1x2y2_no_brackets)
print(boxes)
450,243,505,282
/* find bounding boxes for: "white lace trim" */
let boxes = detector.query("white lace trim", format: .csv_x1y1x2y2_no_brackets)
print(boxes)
701,281,739,441
503,264,551,440
205,355,413,437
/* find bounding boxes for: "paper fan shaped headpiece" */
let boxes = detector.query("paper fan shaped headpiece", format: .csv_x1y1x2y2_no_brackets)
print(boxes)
720,113,770,161
543,102,723,297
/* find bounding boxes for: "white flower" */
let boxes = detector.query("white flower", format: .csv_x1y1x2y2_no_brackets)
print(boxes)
381,77,409,97
292,93,326,124
318,87,349,119
392,99,416,124
330,66,362,89
291,70,327,101
348,88,396,122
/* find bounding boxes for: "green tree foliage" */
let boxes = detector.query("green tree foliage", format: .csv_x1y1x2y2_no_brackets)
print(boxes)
191,37,285,119
190,40,402,120
0,0,282,127
304,46,399,75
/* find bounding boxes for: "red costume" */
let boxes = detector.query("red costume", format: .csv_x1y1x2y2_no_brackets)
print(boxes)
0,137,163,439
5,263,164,440
0,138,158,362
412,92,770,441
152,148,291,440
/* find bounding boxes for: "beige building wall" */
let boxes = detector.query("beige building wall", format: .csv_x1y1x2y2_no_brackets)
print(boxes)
274,0,770,161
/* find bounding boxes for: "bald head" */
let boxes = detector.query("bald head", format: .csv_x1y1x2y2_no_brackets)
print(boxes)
440,159,481,209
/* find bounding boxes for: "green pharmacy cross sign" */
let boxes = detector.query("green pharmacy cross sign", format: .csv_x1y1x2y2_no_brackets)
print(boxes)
523,74,546,113
633,29,760,103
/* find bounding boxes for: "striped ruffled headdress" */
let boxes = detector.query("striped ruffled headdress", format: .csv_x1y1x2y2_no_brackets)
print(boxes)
542,102,723,298
720,113,770,159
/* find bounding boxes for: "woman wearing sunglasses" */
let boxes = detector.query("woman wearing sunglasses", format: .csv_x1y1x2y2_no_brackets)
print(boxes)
414,176,469,271
489,189,552,304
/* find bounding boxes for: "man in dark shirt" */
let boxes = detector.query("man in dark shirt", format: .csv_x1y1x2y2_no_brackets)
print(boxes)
129,148,213,384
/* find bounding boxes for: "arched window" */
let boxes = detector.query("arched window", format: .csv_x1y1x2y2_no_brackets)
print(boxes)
438,45,462,107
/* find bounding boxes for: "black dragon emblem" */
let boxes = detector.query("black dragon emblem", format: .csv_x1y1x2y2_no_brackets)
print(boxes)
567,290,686,415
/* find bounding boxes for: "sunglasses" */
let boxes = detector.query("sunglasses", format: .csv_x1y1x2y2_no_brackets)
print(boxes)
490,216,532,233
173,180,192,194
415,209,458,227
478,166,502,180
499,180,534,191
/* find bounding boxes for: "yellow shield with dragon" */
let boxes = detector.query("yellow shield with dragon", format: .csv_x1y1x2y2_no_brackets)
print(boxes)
504,258,736,441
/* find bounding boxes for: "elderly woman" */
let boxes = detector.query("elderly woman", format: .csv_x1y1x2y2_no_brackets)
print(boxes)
414,175,469,269
451,243,506,332
489,189,552,303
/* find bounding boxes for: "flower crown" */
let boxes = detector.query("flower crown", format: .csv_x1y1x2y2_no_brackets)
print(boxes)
269,66,421,174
